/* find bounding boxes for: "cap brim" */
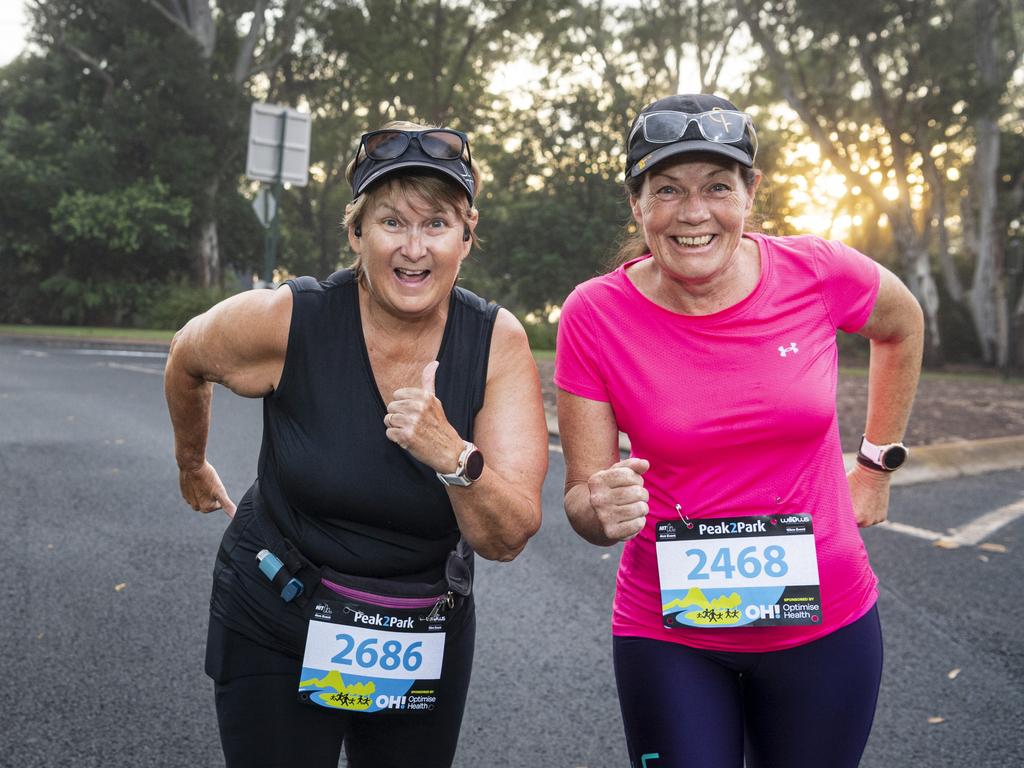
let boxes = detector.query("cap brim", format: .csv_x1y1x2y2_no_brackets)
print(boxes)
354,159,474,203
629,140,753,176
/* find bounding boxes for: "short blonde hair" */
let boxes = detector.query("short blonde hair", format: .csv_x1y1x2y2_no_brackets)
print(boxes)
344,120,482,275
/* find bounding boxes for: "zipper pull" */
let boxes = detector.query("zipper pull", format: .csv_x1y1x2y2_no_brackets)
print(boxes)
425,591,454,621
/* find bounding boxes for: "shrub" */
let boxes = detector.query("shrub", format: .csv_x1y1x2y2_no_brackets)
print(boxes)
141,281,236,331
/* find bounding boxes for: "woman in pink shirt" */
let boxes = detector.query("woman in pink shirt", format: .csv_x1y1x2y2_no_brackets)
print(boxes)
556,94,924,768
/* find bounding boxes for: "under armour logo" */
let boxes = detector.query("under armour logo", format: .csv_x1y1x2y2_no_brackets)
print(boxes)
778,342,799,357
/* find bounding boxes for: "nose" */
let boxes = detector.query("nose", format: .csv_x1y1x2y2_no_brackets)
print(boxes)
402,227,427,261
676,193,711,224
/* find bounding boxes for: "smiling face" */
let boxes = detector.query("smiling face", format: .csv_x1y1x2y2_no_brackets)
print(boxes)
630,156,761,298
348,185,476,322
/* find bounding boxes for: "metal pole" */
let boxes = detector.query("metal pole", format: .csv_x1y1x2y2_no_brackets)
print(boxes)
262,110,288,286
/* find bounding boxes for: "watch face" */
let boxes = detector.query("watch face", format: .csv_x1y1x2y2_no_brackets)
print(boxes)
464,448,484,481
882,445,908,470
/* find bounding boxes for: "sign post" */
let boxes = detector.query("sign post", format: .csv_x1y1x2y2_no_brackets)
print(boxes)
245,103,311,287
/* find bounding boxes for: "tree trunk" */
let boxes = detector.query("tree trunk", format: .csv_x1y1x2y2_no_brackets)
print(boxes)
921,151,963,304
968,0,1002,364
147,1,278,290
194,177,221,288
890,214,944,366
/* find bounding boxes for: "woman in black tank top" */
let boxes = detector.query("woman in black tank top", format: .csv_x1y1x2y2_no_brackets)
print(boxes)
164,120,548,768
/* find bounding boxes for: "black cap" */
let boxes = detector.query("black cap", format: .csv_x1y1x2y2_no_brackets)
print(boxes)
351,140,475,204
625,94,756,178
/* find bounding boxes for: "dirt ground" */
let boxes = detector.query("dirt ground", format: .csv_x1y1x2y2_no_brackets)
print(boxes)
535,360,1024,453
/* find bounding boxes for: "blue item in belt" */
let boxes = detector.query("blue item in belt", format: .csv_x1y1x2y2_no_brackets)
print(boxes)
256,549,305,602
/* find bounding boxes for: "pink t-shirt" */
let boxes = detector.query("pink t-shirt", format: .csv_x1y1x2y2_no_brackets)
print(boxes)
555,233,881,652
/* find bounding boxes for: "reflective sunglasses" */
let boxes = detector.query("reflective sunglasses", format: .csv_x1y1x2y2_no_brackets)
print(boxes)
358,128,471,164
628,109,755,151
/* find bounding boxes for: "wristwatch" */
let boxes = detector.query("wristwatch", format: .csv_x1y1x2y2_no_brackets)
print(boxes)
856,435,910,472
436,441,485,487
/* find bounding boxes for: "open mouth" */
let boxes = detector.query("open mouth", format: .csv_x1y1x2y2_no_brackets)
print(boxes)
394,267,430,284
672,234,714,247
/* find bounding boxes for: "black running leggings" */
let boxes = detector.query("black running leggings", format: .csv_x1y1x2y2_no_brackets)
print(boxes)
613,605,883,768
212,602,475,768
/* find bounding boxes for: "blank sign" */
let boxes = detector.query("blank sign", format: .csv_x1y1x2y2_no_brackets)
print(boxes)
246,102,311,186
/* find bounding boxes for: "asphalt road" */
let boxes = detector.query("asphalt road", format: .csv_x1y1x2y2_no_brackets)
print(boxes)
1,339,1022,767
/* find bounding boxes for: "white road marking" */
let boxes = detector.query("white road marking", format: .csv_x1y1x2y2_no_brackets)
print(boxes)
70,348,167,358
940,496,1024,546
102,362,164,375
876,520,945,542
875,495,1024,547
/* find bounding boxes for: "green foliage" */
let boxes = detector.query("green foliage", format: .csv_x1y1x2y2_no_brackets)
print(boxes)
36,275,156,326
520,315,559,352
0,0,1020,369
50,179,192,272
141,281,235,331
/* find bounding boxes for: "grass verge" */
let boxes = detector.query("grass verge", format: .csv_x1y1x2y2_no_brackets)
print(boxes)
0,324,174,343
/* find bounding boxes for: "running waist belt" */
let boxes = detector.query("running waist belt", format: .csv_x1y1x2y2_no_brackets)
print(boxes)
244,480,474,611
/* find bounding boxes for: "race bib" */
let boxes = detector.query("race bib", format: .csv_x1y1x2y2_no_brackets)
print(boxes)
298,598,447,713
655,513,822,628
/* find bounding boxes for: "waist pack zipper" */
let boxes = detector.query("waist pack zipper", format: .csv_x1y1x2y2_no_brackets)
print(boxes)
425,592,455,621
321,578,452,618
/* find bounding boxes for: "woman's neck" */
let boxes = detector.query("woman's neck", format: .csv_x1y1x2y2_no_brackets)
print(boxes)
631,237,761,316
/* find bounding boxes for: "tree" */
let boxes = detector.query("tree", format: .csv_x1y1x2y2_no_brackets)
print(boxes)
270,0,557,281
27,0,304,288
137,0,304,287
736,0,1024,366
736,0,949,362
966,0,1021,366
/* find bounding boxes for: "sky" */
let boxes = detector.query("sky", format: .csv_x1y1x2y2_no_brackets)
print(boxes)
0,0,26,66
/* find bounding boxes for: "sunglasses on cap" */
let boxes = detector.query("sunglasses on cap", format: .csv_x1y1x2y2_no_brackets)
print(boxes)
628,109,756,154
358,128,472,165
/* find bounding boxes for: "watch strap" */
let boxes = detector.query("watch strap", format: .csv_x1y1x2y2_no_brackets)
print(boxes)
437,441,481,487
857,435,909,472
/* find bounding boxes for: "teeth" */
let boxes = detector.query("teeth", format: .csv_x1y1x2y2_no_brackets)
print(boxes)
673,235,713,246
396,268,428,277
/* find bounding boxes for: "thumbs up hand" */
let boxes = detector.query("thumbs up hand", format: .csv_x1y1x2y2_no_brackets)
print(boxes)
420,359,438,396
385,361,463,472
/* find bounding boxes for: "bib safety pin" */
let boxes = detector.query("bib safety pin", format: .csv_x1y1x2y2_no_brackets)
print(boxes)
675,504,693,529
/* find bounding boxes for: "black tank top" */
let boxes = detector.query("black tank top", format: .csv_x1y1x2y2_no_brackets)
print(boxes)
255,269,499,580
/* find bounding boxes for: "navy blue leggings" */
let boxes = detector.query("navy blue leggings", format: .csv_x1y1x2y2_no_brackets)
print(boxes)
613,606,883,768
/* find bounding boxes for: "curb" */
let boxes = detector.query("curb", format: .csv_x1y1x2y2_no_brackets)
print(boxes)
0,333,171,354
545,413,1024,487
864,434,1024,486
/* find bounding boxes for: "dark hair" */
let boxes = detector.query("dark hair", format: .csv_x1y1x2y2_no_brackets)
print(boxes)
609,160,760,268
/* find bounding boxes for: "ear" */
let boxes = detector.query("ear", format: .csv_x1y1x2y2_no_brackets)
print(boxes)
460,207,480,260
347,223,362,254
629,194,643,225
346,204,363,252
743,170,763,215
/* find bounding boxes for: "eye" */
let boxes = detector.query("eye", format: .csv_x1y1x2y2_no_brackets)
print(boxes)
428,218,448,229
654,185,680,199
381,217,400,228
707,182,732,196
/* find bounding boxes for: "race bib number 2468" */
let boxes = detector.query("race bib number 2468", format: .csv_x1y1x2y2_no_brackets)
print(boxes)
655,513,822,629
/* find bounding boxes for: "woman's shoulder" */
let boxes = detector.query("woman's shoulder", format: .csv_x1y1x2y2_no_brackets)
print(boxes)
748,231,827,254
452,283,500,319
287,268,357,295
560,263,640,322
